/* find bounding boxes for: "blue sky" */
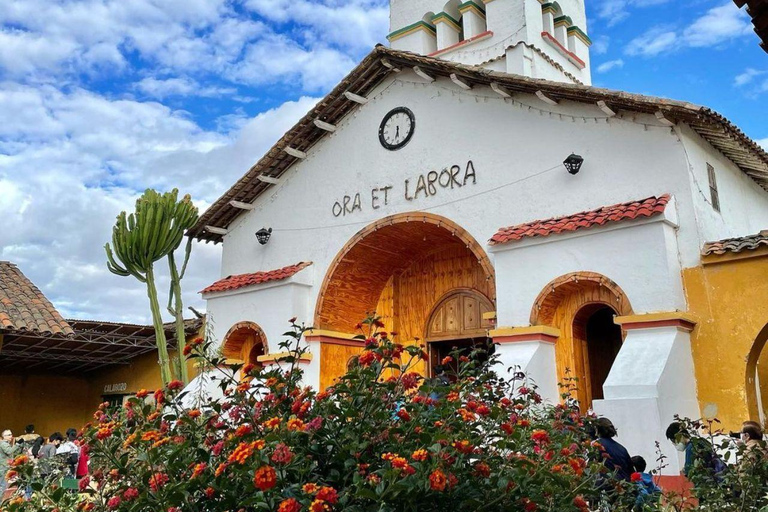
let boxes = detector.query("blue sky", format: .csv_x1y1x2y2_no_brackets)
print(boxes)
0,0,765,324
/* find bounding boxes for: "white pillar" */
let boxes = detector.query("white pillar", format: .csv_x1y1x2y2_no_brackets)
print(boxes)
592,313,700,476
459,1,487,39
490,326,560,403
388,21,438,55
433,12,462,50
553,16,570,45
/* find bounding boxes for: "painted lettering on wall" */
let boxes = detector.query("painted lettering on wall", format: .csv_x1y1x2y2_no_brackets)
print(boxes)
104,382,128,394
332,161,477,217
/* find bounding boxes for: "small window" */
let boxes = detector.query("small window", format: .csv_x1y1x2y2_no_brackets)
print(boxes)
707,163,720,212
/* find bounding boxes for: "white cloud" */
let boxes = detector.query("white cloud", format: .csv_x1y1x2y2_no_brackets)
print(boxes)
625,3,753,57
734,68,765,87
625,28,677,56
135,77,236,99
596,59,624,73
596,0,672,26
0,82,319,323
681,3,752,48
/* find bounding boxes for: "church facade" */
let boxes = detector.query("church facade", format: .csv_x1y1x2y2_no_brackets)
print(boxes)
189,0,768,476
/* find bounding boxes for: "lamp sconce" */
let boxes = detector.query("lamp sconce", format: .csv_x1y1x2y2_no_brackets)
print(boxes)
255,227,272,245
563,153,584,175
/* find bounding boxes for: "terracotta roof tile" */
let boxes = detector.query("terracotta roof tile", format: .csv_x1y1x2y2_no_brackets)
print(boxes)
0,262,74,335
201,262,312,295
702,230,768,255
490,194,670,246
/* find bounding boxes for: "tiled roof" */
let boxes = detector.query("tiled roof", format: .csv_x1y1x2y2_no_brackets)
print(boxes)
188,45,768,243
490,194,670,245
201,262,312,295
0,262,74,336
702,230,768,255
735,0,768,53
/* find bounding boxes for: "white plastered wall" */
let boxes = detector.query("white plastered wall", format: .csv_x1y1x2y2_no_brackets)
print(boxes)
676,124,768,247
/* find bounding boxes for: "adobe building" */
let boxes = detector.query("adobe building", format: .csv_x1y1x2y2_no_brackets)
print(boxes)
0,261,201,436
188,0,768,475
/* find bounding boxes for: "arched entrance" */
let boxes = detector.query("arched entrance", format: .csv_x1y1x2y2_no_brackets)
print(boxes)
426,289,495,375
746,323,768,425
221,321,268,367
315,212,495,376
531,272,632,409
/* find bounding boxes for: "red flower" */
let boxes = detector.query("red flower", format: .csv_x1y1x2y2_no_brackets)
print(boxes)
573,496,589,510
271,443,294,465
122,488,139,501
242,363,256,375
358,351,376,367
205,487,215,499
106,496,121,509
253,465,277,491
182,344,193,356
78,476,90,492
401,372,419,390
188,409,202,419
429,469,447,491
190,463,207,479
149,473,169,492
154,389,165,404
630,472,643,482
531,430,550,445
441,356,453,365
289,317,298,323
167,380,184,391
521,498,537,512
396,408,411,421
234,424,254,437
316,486,339,504
474,461,491,478
278,498,302,512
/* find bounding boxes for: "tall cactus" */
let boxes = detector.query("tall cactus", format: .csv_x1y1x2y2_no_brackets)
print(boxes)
105,189,199,385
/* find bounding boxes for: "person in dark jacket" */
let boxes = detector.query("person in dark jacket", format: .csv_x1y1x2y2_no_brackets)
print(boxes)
596,417,635,481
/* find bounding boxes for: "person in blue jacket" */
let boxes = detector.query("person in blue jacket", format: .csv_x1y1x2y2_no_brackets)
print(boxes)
595,417,635,481
631,455,661,507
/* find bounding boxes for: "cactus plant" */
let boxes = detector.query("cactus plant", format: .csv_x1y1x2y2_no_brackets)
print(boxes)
105,189,199,385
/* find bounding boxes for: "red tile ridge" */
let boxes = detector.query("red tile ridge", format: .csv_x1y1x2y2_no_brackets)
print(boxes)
490,194,671,246
201,262,313,295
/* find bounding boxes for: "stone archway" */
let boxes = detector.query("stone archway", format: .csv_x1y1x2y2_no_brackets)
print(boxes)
314,212,495,377
221,321,268,365
531,272,632,408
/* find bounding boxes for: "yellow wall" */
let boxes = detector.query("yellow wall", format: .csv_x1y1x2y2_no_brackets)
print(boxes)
0,348,199,438
684,247,768,430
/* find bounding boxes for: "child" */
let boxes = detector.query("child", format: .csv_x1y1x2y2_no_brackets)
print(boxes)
631,455,661,507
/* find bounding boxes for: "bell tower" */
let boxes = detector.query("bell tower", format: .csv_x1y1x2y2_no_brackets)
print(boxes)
388,0,592,85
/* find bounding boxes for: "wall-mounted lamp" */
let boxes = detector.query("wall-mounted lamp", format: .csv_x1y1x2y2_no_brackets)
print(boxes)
255,227,272,245
563,153,584,175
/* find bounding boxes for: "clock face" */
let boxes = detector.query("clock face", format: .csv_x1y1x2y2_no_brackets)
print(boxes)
379,107,415,150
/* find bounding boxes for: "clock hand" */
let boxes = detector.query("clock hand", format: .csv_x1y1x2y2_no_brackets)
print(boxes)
395,125,400,142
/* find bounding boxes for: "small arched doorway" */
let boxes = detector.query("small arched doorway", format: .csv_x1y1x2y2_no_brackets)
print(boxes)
574,305,623,405
532,272,632,409
426,289,495,375
221,321,268,369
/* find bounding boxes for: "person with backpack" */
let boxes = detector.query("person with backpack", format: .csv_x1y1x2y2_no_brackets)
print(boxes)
17,425,42,458
665,421,726,479
37,432,63,480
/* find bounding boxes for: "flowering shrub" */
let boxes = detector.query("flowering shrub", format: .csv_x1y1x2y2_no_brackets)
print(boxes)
8,316,763,511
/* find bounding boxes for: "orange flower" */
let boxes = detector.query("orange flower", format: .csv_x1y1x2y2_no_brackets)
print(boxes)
287,418,305,432
474,461,491,478
135,389,149,399
278,498,301,512
381,452,398,461
441,356,453,365
390,457,409,470
309,500,330,512
303,482,320,494
190,463,207,479
531,430,550,445
215,463,228,477
11,455,28,467
263,417,281,430
429,469,447,491
253,465,277,491
141,431,162,442
451,440,473,454
228,441,263,465
411,449,428,461
188,409,202,419
358,351,376,367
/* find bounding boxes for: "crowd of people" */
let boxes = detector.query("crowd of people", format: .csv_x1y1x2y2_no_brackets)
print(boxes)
0,425,87,498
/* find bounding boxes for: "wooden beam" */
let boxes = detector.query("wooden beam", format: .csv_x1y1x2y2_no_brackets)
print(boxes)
257,175,281,185
205,225,228,235
381,59,401,72
314,119,337,132
490,82,511,98
413,66,435,82
229,200,255,210
655,111,675,126
343,91,368,104
596,100,616,117
535,90,558,106
283,146,307,159
450,73,472,90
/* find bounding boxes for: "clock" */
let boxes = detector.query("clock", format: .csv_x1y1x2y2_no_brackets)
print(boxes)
378,107,415,150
